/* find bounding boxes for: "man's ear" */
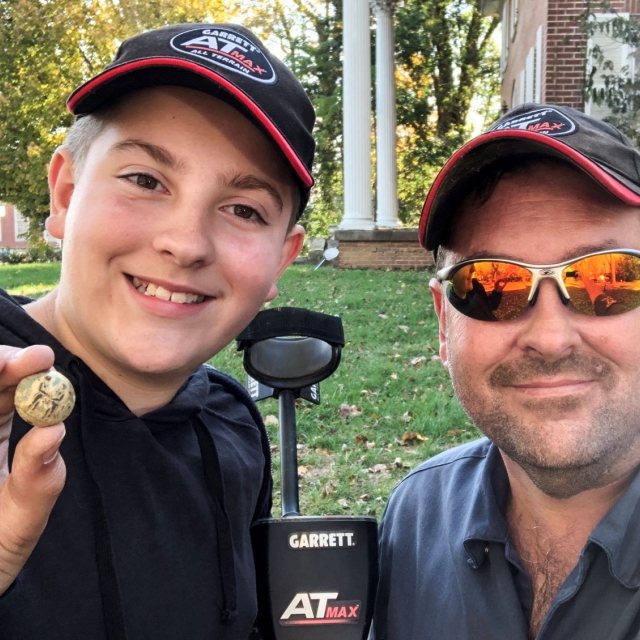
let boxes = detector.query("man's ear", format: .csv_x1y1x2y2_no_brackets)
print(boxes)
46,146,76,240
265,224,305,302
429,277,449,369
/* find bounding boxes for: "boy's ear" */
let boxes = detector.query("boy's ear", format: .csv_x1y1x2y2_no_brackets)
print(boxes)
46,146,76,240
265,224,305,302
430,277,449,369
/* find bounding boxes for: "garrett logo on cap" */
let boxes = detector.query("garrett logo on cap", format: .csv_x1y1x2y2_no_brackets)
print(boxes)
490,107,577,137
170,27,277,84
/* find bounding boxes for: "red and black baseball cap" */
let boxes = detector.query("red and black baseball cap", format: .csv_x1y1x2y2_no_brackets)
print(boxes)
67,23,315,218
420,103,640,251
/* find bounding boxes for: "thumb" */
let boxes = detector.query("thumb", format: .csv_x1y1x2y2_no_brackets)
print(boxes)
0,424,66,594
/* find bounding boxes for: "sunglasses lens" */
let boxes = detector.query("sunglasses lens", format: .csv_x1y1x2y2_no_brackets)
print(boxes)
447,261,533,321
564,252,640,316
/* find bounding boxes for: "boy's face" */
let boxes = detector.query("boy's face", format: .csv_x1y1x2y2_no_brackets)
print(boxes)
44,87,304,389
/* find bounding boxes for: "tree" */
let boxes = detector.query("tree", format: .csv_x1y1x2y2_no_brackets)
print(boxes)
1,0,500,241
248,0,500,233
0,0,238,243
582,2,640,147
394,0,500,224
245,0,343,238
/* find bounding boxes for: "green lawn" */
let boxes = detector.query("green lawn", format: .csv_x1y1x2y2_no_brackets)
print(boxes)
0,262,478,517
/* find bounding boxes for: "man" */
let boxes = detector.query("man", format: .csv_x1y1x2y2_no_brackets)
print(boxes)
0,23,313,639
372,104,640,640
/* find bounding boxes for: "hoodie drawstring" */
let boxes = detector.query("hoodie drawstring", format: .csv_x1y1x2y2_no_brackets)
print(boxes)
193,412,238,624
72,361,129,640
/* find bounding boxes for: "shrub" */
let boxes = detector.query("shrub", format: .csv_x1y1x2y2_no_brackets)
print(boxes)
0,245,62,264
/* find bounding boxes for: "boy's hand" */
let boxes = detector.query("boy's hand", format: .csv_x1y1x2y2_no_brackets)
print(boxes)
0,345,66,595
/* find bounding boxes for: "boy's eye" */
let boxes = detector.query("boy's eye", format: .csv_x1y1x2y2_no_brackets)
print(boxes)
133,174,159,190
136,175,159,190
121,173,163,191
229,204,266,224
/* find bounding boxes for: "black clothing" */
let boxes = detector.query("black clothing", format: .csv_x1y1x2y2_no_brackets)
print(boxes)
447,279,502,321
594,292,625,316
372,438,640,640
0,288,272,640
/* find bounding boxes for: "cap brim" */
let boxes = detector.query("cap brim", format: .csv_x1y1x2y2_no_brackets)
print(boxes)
420,129,640,250
67,58,314,190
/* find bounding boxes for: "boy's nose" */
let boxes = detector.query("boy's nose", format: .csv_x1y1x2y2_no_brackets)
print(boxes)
152,210,215,268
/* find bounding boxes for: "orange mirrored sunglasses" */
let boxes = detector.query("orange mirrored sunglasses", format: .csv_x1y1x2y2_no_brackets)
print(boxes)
436,249,640,321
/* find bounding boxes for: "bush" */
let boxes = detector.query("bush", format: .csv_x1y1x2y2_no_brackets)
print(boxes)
0,245,62,264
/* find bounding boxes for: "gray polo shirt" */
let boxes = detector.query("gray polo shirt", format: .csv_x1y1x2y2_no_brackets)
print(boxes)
372,438,640,640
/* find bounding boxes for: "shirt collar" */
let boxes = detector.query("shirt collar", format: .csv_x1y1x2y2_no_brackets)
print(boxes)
462,440,510,568
588,465,640,588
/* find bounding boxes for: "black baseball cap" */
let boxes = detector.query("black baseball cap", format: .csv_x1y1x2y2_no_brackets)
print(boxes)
420,103,640,251
67,23,316,218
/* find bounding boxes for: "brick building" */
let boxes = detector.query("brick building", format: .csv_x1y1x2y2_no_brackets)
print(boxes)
492,0,640,113
0,203,29,249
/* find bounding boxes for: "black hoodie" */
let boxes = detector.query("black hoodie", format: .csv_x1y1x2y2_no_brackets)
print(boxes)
0,288,272,639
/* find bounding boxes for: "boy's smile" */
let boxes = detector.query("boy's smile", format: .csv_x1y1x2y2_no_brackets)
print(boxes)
27,86,304,414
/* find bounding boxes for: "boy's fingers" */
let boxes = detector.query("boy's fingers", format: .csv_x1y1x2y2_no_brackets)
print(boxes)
0,345,56,391
0,345,56,420
0,423,66,595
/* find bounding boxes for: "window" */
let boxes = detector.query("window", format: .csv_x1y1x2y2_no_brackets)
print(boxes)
14,208,29,243
525,47,534,102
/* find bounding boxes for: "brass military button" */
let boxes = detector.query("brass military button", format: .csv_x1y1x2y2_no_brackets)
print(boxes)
14,370,76,427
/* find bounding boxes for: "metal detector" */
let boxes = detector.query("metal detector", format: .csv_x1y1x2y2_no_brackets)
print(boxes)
237,307,378,640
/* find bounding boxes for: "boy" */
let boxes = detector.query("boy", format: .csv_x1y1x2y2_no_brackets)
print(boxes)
0,23,314,639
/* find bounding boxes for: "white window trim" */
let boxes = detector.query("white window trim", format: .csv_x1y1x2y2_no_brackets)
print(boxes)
535,25,543,103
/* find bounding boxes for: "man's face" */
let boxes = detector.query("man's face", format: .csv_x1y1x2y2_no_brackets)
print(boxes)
44,87,303,388
431,163,640,496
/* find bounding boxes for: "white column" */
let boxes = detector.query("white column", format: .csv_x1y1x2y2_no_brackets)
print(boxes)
340,0,375,230
372,0,401,227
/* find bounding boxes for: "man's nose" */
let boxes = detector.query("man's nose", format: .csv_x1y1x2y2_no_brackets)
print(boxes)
515,279,583,359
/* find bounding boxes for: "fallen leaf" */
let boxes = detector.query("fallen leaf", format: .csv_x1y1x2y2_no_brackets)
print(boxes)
264,415,279,426
297,465,309,476
338,498,350,508
354,434,368,445
370,463,387,473
410,356,427,367
401,411,412,423
378,313,388,319
359,494,370,502
431,355,442,362
321,482,336,497
402,431,427,443
390,373,398,380
366,441,376,450
398,325,409,332
339,403,362,418
447,429,465,438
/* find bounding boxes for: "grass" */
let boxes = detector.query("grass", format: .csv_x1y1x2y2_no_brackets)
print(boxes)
1,262,479,518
